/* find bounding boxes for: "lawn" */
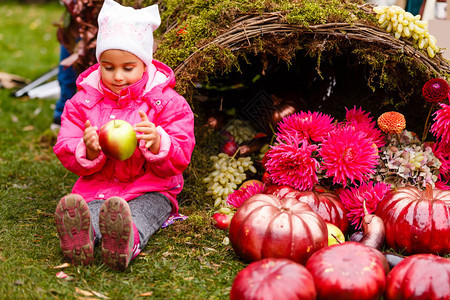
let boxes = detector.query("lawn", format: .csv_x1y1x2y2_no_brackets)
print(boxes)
0,1,243,299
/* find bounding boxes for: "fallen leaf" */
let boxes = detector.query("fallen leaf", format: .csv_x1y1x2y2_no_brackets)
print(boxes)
139,292,153,297
184,277,194,281
64,276,75,282
203,247,217,252
23,125,34,131
91,290,110,299
75,287,93,297
56,271,68,279
56,271,75,281
33,107,42,116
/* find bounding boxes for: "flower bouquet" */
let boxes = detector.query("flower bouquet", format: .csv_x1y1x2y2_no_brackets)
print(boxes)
218,78,450,232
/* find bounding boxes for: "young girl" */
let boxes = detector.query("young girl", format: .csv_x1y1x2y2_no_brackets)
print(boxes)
53,0,195,271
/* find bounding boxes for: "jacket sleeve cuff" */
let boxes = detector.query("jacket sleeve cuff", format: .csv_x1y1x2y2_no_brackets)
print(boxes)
75,138,106,168
139,126,171,161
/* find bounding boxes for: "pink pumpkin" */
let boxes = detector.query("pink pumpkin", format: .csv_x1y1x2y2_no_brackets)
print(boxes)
264,185,349,233
385,254,450,300
306,242,387,300
375,184,450,255
230,258,316,300
229,193,328,264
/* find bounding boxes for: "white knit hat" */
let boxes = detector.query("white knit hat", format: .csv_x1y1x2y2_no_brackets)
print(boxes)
95,0,161,67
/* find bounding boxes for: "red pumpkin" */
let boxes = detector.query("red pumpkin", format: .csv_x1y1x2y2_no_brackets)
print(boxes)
229,193,328,264
263,184,298,198
385,254,450,300
264,185,349,234
375,184,450,255
306,242,387,300
230,258,316,300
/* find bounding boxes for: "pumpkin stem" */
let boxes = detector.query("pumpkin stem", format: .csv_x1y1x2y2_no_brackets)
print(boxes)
362,199,369,216
424,183,433,200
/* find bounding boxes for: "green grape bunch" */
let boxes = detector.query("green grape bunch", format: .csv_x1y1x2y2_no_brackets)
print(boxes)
374,5,439,58
225,119,257,144
203,153,257,208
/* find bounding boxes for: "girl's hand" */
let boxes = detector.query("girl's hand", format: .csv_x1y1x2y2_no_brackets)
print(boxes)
83,120,101,160
134,110,161,154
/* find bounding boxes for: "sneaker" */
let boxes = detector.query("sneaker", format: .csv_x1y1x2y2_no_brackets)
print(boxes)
54,194,94,265
99,197,134,271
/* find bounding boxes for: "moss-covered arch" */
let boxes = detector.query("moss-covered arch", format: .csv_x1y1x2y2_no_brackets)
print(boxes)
152,0,449,99
68,0,450,111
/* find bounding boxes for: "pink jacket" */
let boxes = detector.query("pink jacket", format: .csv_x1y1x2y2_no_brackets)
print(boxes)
53,60,195,213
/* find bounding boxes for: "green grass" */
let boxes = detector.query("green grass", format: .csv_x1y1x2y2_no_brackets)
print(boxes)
0,2,243,299
0,1,61,78
2,2,447,299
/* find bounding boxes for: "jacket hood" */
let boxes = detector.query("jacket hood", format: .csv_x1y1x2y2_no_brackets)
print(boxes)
75,59,176,99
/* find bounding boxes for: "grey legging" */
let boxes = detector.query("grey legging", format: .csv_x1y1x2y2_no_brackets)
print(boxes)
88,192,172,249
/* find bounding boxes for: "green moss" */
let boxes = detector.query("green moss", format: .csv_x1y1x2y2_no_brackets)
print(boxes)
183,213,209,230
285,0,357,25
152,0,373,70
178,124,222,207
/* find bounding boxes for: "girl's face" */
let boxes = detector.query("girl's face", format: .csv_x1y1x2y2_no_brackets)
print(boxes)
99,49,146,95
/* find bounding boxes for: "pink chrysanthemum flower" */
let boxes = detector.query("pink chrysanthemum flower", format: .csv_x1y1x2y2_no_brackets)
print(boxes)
431,103,450,145
319,126,379,186
264,135,320,191
432,141,450,179
276,111,335,143
227,181,265,208
345,107,385,148
345,106,374,125
346,120,385,149
340,182,391,229
435,180,450,190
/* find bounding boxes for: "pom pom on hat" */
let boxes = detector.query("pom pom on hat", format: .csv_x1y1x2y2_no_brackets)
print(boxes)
95,0,161,67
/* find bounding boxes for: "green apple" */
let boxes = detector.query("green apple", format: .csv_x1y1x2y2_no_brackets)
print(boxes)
98,119,137,161
326,223,345,246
